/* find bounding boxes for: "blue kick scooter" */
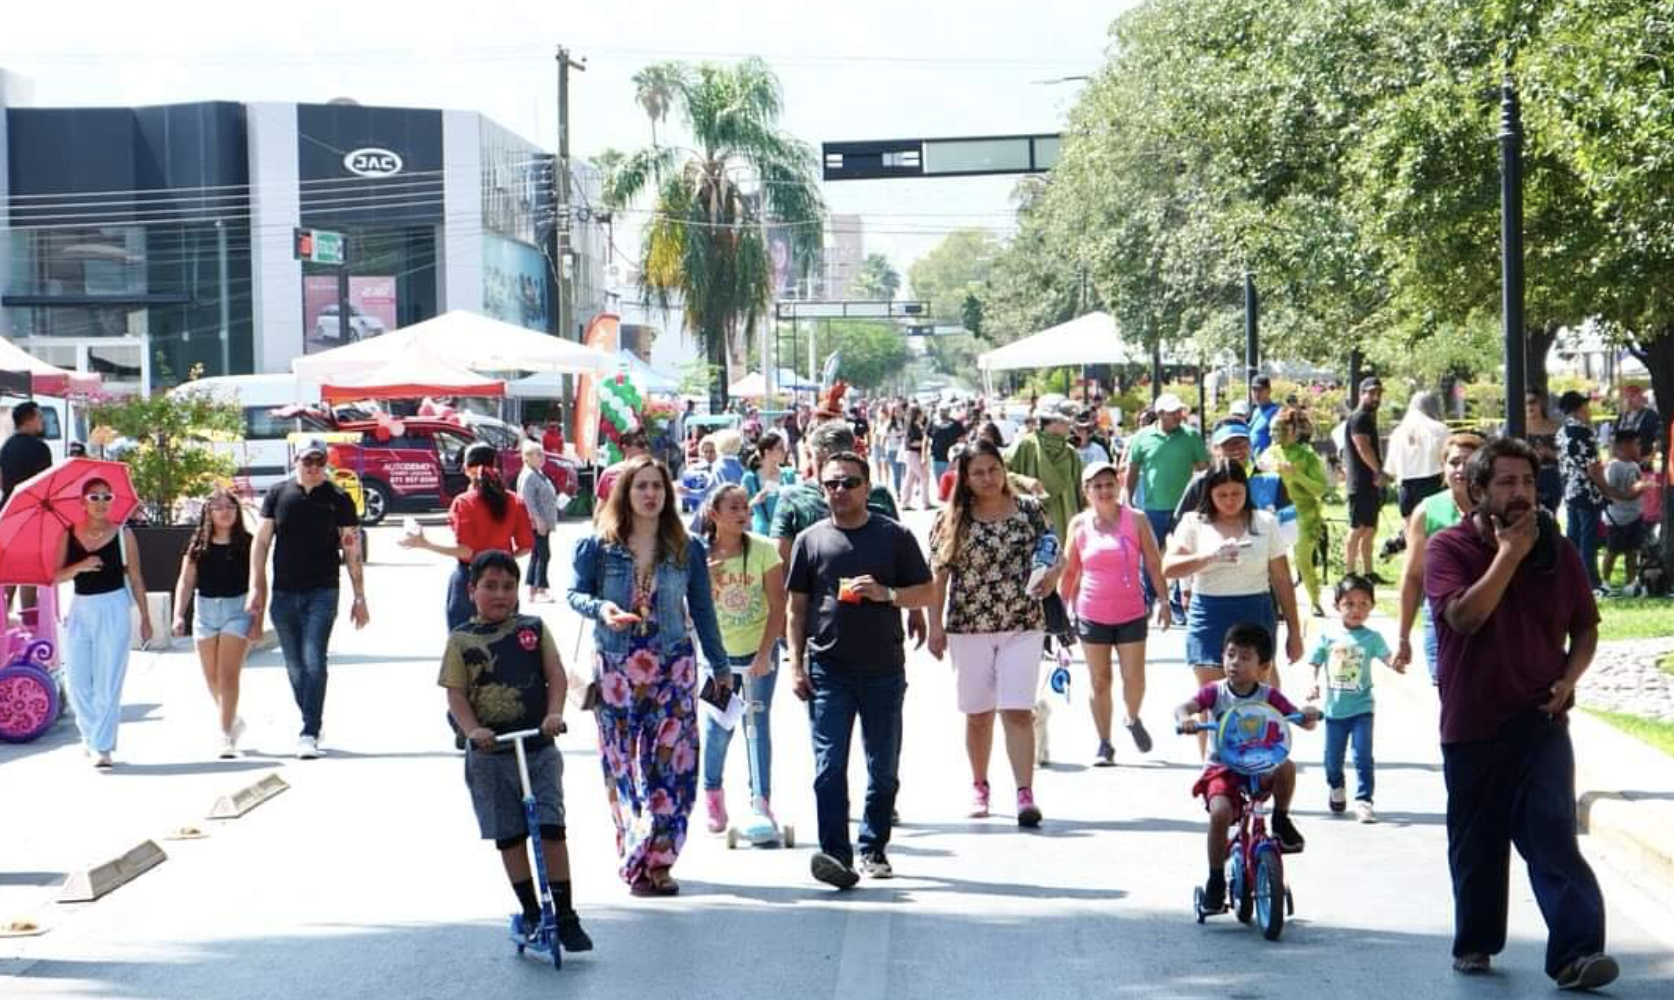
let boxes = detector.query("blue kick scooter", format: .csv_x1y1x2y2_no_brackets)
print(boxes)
496,728,563,969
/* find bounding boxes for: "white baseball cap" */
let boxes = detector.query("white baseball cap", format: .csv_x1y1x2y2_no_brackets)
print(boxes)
1154,393,1188,414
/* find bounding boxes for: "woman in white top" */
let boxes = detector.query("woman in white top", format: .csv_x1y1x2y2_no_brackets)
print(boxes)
1162,460,1303,756
1383,390,1451,518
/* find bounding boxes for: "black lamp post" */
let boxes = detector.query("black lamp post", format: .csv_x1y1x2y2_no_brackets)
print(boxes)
1500,78,1528,438
1244,272,1259,409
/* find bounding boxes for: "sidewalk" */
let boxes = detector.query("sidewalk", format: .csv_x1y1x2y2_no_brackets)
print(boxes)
1362,610,1674,888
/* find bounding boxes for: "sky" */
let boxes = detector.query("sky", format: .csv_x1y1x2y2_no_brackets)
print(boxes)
0,0,1135,288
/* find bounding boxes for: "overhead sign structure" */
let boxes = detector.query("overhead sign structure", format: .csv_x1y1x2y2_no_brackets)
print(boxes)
774,300,928,321
822,135,1061,181
905,324,971,337
294,228,348,266
343,147,405,178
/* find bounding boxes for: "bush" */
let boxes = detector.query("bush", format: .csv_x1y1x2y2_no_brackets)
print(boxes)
88,388,243,524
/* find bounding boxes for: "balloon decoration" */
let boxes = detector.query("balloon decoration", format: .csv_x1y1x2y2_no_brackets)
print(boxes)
596,373,643,465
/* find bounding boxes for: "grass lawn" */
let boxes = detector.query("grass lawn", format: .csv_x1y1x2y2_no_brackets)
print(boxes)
1584,709,1674,758
1311,496,1674,641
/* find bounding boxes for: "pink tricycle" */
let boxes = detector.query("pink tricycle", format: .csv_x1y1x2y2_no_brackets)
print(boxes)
0,586,63,743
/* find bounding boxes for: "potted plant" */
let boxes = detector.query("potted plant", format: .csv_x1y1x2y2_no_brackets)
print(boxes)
87,379,244,591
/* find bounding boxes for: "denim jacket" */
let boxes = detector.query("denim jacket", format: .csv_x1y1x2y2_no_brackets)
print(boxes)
566,534,729,679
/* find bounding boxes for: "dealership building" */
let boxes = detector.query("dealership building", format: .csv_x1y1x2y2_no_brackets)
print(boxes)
0,71,607,394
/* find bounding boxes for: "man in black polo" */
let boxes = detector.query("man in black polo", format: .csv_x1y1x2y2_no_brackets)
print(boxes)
248,438,368,758
1344,378,1389,580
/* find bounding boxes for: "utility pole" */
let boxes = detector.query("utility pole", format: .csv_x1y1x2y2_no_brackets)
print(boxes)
555,46,586,342
1499,78,1527,438
1243,273,1259,408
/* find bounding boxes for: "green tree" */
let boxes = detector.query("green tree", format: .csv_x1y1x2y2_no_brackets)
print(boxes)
606,58,824,408
850,253,901,300
631,62,686,147
89,387,242,523
908,230,1000,322
812,320,913,392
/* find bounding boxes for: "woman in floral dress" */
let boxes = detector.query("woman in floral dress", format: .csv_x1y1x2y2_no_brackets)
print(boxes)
568,456,729,895
926,440,1062,828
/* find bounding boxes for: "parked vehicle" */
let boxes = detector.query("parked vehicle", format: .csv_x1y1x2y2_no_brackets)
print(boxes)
323,417,578,525
313,303,387,343
0,394,81,464
168,375,322,496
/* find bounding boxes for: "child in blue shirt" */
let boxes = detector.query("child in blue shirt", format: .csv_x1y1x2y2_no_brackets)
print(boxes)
1307,574,1403,824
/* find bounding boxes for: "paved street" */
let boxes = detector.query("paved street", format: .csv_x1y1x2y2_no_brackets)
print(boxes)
4,511,1673,999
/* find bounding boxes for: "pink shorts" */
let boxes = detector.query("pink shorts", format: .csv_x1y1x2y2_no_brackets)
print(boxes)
948,630,1046,714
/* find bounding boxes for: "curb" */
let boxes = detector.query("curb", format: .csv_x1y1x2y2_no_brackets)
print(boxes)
1578,790,1674,887
208,772,290,819
58,839,167,903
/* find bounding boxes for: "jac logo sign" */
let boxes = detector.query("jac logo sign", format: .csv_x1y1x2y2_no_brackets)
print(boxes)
343,148,404,178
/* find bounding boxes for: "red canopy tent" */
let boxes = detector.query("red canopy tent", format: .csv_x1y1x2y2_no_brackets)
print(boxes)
320,350,506,402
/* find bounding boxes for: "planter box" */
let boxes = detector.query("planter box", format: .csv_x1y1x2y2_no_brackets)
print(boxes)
130,524,195,594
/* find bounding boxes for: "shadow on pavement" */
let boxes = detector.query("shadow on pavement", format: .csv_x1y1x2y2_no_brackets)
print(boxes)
13,906,1668,1000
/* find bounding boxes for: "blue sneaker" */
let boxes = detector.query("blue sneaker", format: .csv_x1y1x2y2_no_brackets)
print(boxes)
1094,740,1116,767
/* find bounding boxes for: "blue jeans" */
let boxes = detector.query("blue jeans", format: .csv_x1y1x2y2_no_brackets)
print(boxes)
1323,711,1375,803
932,458,949,482
446,563,472,631
1142,509,1186,618
808,664,905,864
270,588,339,738
1442,711,1606,979
888,451,903,494
1565,498,1602,589
703,649,780,799
526,532,551,590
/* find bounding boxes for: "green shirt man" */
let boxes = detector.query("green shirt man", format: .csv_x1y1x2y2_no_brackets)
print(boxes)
1124,395,1211,513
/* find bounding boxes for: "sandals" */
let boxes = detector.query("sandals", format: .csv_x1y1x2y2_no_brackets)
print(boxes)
629,869,681,897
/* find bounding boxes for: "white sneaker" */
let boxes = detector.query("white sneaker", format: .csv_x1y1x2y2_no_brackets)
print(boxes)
1354,800,1377,824
230,716,247,748
296,736,324,759
218,736,241,760
1328,787,1347,814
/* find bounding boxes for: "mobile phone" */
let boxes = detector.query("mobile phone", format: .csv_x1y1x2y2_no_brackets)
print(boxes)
699,675,733,711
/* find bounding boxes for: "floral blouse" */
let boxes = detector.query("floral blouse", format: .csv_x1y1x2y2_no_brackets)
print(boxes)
930,497,1052,634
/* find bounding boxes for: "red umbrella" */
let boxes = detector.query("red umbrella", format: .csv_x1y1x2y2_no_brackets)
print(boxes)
0,458,140,586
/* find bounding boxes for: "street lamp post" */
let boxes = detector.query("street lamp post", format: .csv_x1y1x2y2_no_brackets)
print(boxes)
1500,79,1528,439
1244,272,1259,409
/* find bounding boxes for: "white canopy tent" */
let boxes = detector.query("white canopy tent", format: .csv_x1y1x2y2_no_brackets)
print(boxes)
976,312,1149,373
292,310,615,383
508,351,681,399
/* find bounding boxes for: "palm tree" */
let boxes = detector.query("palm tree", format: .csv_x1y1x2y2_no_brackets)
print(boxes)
631,62,685,147
606,58,824,407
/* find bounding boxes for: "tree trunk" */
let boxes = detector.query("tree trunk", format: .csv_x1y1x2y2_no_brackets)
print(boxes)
1633,327,1674,573
1525,321,1560,403
706,327,728,413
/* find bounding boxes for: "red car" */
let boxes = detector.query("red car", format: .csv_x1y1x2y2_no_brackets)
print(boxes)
323,417,577,525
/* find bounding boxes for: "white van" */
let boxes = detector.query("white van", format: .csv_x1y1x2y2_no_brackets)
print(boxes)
0,394,80,463
169,374,321,496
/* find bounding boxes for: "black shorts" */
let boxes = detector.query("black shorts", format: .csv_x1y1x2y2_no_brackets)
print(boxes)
1348,490,1384,529
1606,518,1646,554
1077,613,1148,646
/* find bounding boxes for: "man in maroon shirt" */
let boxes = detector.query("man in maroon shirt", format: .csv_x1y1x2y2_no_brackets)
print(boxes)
1424,437,1615,991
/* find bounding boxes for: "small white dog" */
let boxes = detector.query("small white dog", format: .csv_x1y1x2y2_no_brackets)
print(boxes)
1034,654,1073,766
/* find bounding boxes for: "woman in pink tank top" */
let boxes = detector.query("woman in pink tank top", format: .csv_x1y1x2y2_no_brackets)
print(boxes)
1058,463,1171,765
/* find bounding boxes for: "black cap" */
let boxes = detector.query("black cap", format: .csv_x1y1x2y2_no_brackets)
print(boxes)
464,442,498,467
1252,375,1272,390
1360,377,1382,392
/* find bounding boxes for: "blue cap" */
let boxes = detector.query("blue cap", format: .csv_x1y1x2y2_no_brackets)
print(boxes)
1211,422,1251,446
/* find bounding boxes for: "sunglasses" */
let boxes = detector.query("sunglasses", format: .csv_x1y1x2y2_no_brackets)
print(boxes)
84,492,115,503
821,476,864,492
298,456,327,467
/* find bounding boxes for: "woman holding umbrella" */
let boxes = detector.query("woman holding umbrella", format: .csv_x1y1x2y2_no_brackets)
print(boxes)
54,474,152,767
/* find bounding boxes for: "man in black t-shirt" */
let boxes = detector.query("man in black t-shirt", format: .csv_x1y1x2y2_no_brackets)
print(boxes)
1,401,52,509
928,406,966,483
248,438,367,758
787,452,934,889
2,402,54,610
1344,378,1389,580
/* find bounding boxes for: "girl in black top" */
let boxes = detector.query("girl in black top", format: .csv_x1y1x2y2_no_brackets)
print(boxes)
56,476,152,768
171,487,255,758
